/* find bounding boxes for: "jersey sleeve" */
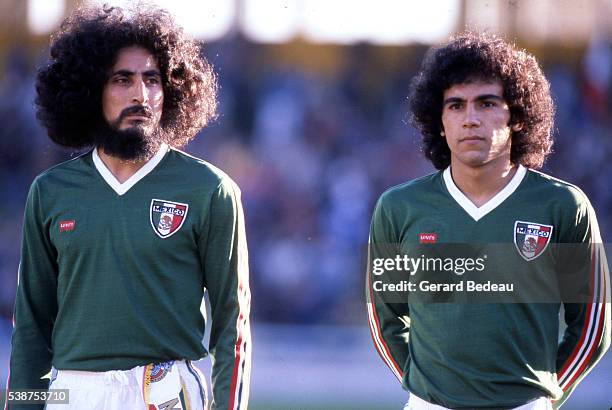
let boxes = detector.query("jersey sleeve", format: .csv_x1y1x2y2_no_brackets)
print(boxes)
365,195,410,384
199,178,251,410
554,196,610,409
7,179,58,410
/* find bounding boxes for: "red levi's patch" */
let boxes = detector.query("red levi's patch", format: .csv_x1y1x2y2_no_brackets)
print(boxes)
419,233,437,243
59,220,75,232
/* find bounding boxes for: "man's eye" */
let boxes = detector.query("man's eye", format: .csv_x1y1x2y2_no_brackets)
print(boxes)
147,77,160,85
482,101,495,107
114,77,129,85
449,103,462,110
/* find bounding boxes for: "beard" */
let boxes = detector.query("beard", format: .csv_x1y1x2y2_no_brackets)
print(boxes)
92,108,168,162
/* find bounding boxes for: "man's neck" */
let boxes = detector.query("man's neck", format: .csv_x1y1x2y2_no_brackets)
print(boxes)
449,157,518,208
96,147,152,183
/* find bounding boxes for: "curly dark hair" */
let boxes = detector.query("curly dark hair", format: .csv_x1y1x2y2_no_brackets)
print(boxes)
36,3,218,148
408,31,554,170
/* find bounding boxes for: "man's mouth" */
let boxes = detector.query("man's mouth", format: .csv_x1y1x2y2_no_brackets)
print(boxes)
120,106,153,122
460,136,485,142
124,114,151,121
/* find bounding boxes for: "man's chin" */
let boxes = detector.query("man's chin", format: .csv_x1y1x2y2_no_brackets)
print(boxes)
100,142,159,162
93,124,164,162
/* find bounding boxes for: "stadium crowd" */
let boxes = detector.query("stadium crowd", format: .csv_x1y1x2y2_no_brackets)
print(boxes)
0,36,611,337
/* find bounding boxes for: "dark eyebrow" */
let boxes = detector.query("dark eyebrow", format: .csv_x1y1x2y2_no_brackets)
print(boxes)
475,94,505,102
142,69,161,77
443,97,465,106
110,69,161,77
443,94,505,106
111,69,134,77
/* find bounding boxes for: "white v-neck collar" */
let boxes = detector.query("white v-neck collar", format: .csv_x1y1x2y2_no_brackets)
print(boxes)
92,143,169,196
443,164,526,221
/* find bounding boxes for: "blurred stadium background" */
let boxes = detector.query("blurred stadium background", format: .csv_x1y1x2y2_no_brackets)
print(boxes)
1,0,611,408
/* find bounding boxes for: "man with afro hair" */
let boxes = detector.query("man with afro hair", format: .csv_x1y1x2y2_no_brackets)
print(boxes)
366,32,609,409
6,4,250,410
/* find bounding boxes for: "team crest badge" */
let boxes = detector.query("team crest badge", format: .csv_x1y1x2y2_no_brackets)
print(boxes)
514,221,553,261
150,199,189,238
147,361,174,383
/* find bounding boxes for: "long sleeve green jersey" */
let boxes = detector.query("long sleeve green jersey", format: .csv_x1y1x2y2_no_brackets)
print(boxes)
8,144,251,410
366,166,610,409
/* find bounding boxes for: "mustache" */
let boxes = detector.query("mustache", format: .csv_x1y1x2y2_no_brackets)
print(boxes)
119,105,153,121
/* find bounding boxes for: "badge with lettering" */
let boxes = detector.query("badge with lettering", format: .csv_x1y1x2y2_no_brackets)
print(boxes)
419,233,437,244
150,199,189,238
59,220,75,232
514,221,553,261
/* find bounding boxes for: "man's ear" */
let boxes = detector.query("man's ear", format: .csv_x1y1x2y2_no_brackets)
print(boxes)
511,123,523,132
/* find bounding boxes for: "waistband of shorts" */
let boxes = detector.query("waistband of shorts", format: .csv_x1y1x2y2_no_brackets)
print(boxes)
53,360,190,387
407,393,550,410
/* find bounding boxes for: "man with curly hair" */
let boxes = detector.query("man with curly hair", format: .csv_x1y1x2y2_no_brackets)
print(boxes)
6,4,250,410
366,32,609,409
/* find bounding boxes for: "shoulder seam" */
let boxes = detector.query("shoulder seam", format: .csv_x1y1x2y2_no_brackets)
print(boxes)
381,171,440,197
527,169,590,203
36,149,93,179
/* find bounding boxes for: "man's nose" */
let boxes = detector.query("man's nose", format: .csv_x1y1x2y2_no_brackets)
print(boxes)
131,78,148,105
462,103,480,127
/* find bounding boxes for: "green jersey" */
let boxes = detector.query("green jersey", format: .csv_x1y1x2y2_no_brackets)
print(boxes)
8,144,251,410
366,165,610,408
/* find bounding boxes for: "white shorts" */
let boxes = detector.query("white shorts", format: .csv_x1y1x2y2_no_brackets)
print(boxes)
45,360,207,410
404,394,552,410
